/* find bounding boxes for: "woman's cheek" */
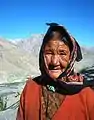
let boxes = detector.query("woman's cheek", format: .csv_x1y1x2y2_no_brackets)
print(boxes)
59,56,69,68
44,55,51,67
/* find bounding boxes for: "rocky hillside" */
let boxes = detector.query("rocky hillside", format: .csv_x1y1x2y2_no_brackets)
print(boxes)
16,34,94,72
0,35,94,83
74,47,94,72
0,37,40,83
16,34,44,57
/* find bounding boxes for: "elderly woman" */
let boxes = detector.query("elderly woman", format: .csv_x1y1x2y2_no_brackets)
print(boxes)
16,23,94,120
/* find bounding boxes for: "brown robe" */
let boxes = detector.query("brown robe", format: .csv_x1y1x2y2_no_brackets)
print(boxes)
16,78,94,120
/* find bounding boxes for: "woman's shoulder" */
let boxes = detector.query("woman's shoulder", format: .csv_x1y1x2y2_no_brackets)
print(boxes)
81,87,94,95
26,75,42,86
23,76,42,93
80,87,94,98
78,86,94,117
79,87,94,107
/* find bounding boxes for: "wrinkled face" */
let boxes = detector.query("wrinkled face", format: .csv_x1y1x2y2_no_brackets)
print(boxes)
43,39,70,79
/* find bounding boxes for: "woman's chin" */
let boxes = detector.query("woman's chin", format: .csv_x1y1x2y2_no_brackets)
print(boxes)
48,70,62,79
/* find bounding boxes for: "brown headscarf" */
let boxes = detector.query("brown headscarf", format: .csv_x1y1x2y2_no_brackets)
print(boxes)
38,23,94,95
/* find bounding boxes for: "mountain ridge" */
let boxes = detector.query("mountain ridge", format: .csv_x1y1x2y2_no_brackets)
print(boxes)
0,35,94,83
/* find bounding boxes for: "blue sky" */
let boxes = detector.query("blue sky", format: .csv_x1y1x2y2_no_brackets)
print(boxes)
0,0,94,47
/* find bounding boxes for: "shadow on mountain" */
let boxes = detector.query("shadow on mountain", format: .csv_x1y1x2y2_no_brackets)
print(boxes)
79,65,94,80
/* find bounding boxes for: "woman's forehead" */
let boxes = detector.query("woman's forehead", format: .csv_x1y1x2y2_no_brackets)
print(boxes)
44,39,69,49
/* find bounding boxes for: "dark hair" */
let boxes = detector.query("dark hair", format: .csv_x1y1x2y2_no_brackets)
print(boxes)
42,23,73,52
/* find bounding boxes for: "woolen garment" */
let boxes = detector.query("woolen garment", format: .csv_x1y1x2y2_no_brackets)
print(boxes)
16,77,94,120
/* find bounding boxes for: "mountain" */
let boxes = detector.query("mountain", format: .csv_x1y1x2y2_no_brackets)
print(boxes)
74,46,94,72
0,37,40,83
0,35,94,83
16,34,94,72
17,34,44,57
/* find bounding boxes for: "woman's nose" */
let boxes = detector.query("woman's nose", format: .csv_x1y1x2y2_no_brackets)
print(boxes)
51,55,59,65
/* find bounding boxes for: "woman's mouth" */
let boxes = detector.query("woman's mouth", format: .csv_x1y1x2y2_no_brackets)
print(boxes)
48,66,65,74
48,68,62,79
49,66,62,72
49,69,61,73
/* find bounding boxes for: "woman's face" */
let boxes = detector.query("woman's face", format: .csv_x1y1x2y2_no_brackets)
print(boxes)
43,39,70,79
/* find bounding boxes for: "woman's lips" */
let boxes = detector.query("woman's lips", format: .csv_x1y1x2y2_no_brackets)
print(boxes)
49,69,61,73
48,66,64,73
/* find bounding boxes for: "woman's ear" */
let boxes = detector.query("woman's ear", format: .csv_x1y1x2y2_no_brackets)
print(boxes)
75,40,83,62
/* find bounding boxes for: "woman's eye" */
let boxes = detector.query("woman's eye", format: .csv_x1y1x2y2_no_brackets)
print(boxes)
60,52,67,55
46,52,52,54
45,51,52,54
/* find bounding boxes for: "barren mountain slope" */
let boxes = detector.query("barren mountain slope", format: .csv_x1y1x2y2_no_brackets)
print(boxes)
0,38,40,83
1,35,94,83
16,35,94,72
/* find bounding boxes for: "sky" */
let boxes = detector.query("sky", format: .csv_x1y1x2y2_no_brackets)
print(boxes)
0,0,94,47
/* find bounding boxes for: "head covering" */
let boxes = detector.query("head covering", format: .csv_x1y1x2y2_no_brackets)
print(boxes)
37,23,94,95
39,23,82,77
